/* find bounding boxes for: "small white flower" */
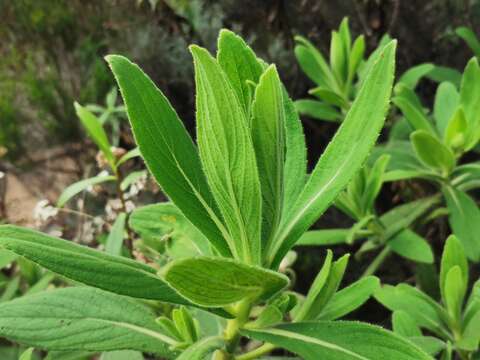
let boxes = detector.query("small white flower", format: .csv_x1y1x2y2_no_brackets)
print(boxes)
33,199,59,225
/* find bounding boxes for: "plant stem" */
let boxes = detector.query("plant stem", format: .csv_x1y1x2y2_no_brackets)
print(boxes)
362,247,391,277
236,343,276,360
224,299,252,355
113,168,134,251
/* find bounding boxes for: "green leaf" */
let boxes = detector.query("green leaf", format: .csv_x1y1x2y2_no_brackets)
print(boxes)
434,82,459,137
57,175,116,207
426,66,462,86
164,257,289,307
294,251,333,321
393,96,436,135
116,147,141,167
74,103,115,168
105,213,126,256
296,229,349,246
456,27,480,57
392,311,422,337
294,36,337,90
309,87,348,109
409,337,445,356
457,310,480,351
245,304,283,329
410,130,455,173
242,321,432,360
375,284,449,338
387,229,434,264
380,196,439,236
460,58,480,143
100,351,144,360
363,154,390,212
294,99,341,122
319,276,380,320
348,35,365,81
217,29,263,116
296,253,349,321
439,235,468,306
330,31,347,84
443,266,464,322
398,63,434,89
0,287,176,356
271,40,396,268
19,348,34,360
443,186,480,262
282,93,307,218
106,55,231,258
191,45,262,264
177,337,223,360
251,65,285,246
444,108,467,151
0,249,17,269
0,225,185,304
129,203,211,258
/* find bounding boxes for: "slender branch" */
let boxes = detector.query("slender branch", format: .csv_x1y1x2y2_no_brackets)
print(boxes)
224,300,252,355
236,343,276,360
113,168,134,251
362,247,391,277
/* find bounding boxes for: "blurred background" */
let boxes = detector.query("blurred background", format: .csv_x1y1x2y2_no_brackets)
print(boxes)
0,0,479,324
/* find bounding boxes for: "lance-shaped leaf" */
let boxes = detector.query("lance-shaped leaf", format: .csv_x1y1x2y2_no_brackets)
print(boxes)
0,287,177,356
443,186,480,262
456,27,480,57
318,276,380,320
282,92,307,219
439,235,468,305
295,253,349,321
443,266,464,321
106,55,231,258
242,321,432,360
398,63,434,89
434,82,460,137
444,108,467,151
348,35,365,81
294,36,338,90
393,95,436,135
294,99,341,122
74,103,116,169
191,45,262,264
0,225,185,304
375,284,449,338
460,58,480,134
270,40,397,268
411,130,455,174
251,65,285,247
105,213,126,256
164,257,289,307
57,175,116,207
217,29,263,116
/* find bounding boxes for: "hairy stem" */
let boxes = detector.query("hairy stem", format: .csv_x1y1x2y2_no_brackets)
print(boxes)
224,299,252,355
